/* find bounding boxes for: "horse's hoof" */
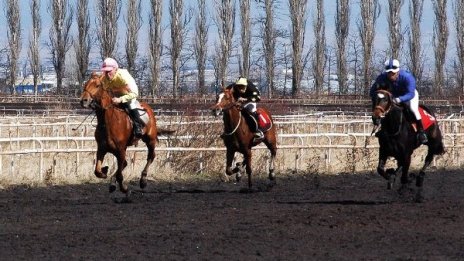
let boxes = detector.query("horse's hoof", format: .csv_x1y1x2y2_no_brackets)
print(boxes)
140,178,147,189
95,171,107,179
387,182,393,190
269,170,275,180
109,184,117,193
236,174,242,183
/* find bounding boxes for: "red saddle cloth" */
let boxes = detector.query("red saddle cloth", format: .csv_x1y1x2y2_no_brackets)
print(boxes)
419,107,436,130
256,108,272,131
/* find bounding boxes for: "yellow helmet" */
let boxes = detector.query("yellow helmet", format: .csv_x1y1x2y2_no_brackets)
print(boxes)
235,77,248,86
235,77,247,93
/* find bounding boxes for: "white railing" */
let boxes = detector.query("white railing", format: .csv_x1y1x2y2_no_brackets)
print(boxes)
1,133,463,182
1,115,464,184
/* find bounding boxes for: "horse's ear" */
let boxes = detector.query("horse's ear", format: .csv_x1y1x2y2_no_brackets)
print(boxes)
91,71,99,79
377,81,391,92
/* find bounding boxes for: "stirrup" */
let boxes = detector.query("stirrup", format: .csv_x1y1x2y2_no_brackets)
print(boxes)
254,131,264,139
134,127,143,137
418,132,428,144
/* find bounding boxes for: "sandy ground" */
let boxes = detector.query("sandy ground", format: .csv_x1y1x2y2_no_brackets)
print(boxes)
0,169,463,260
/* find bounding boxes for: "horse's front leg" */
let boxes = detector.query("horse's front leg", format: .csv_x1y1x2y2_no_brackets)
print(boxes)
376,156,388,180
222,149,235,182
94,147,109,179
110,151,129,194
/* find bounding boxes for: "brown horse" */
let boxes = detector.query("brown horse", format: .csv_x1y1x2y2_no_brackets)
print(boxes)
79,72,173,195
372,89,445,202
210,87,277,189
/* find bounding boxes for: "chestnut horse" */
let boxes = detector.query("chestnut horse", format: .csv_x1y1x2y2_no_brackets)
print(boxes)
210,87,277,189
372,89,445,202
80,72,173,195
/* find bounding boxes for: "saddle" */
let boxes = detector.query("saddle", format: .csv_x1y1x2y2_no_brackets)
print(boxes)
400,104,436,131
244,108,272,133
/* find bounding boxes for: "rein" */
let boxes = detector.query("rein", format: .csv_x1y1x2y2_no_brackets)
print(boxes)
83,88,115,110
221,102,243,136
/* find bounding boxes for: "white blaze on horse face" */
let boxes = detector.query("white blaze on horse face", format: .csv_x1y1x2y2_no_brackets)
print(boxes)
217,93,225,104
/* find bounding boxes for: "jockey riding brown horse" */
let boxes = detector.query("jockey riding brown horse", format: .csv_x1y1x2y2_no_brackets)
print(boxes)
372,89,445,202
210,87,277,190
80,72,174,195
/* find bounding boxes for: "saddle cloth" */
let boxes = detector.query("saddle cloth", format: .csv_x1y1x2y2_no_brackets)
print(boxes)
419,106,436,130
256,108,272,132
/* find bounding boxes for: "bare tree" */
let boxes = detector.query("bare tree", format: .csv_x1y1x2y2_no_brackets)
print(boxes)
348,35,363,95
260,0,277,98
168,0,192,97
288,0,308,97
432,0,448,97
213,0,235,87
28,0,41,96
335,0,350,94
357,0,380,96
407,0,424,87
193,0,209,95
5,0,21,94
74,0,91,87
125,0,142,75
312,0,326,96
148,0,163,97
387,0,404,58
454,0,464,94
48,0,73,94
239,0,251,77
96,0,121,59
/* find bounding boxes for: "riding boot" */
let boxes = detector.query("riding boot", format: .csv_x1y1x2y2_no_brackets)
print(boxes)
416,119,428,144
129,109,144,137
251,111,264,139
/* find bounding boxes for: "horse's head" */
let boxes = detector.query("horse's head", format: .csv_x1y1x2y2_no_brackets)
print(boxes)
80,72,105,109
210,88,237,117
372,89,394,119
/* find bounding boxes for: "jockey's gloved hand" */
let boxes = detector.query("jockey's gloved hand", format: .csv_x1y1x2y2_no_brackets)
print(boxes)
393,98,401,104
237,97,247,102
371,116,380,126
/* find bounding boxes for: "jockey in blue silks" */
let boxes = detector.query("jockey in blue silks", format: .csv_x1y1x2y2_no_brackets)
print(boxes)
370,58,428,144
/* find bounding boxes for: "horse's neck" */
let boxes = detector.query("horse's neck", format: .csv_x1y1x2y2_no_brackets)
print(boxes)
95,103,126,130
223,107,244,133
383,106,407,133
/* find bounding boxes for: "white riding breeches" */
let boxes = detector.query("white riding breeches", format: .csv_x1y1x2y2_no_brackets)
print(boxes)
405,90,421,121
127,99,138,110
243,102,257,113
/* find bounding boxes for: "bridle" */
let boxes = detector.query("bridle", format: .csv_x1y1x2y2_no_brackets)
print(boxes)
374,89,394,117
374,89,403,136
82,83,115,111
214,91,243,136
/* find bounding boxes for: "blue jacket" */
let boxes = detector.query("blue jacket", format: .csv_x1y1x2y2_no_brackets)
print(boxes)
370,69,416,102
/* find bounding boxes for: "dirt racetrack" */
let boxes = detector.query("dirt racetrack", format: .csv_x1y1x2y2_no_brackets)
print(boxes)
0,169,463,260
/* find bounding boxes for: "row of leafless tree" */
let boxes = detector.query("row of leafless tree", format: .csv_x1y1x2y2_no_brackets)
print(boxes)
1,0,461,98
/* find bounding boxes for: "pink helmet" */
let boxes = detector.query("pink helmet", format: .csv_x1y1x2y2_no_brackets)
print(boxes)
101,57,119,72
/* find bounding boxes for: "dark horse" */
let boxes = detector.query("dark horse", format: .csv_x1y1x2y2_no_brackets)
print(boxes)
372,89,445,202
210,87,277,190
80,72,173,196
